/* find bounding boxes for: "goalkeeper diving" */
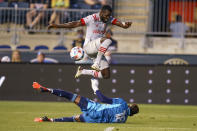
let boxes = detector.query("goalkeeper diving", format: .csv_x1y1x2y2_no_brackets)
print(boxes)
33,79,139,123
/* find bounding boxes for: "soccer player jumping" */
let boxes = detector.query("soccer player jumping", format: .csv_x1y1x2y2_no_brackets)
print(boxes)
33,80,139,123
48,5,132,79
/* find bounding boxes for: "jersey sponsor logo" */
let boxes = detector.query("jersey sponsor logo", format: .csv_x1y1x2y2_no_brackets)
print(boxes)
0,76,5,87
93,30,105,34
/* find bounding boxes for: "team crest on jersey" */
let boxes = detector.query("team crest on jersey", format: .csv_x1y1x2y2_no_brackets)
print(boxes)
93,14,99,21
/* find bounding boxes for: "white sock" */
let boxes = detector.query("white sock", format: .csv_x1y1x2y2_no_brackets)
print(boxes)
95,39,112,64
81,69,94,77
81,69,103,78
91,78,99,94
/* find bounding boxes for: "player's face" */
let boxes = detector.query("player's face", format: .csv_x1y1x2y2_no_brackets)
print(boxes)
100,10,111,23
37,54,45,63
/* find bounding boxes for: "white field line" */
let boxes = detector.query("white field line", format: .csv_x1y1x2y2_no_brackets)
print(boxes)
104,127,115,131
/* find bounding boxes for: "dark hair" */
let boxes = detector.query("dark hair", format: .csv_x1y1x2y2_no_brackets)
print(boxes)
37,52,45,57
129,104,139,116
106,29,113,35
101,5,112,13
176,15,182,22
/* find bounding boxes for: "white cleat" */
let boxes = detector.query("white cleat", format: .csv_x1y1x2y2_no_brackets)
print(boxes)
91,63,100,71
75,66,83,78
91,78,99,94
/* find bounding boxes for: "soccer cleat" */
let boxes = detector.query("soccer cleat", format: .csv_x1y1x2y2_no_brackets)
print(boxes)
75,66,83,78
91,78,99,94
34,116,52,122
91,63,100,71
32,82,49,92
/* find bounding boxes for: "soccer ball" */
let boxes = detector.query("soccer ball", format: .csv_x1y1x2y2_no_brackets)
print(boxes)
70,46,84,61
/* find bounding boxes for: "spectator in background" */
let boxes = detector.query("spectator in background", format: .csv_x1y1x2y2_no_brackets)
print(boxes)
7,0,28,7
170,15,189,38
26,0,49,31
78,0,100,9
1,56,11,62
100,0,112,6
36,51,45,63
72,29,85,48
49,0,70,25
104,29,117,63
31,52,58,63
12,50,21,62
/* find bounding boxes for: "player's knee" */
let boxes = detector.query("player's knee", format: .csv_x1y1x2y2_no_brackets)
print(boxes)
102,72,110,79
105,38,112,44
101,38,112,44
101,68,110,79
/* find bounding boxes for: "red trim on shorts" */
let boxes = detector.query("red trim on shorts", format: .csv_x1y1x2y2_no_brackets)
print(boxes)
111,18,118,25
80,18,86,26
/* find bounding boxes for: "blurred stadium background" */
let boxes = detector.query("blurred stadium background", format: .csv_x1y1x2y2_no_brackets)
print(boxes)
0,0,197,130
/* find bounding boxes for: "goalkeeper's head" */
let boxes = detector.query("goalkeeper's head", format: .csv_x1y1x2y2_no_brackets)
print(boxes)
128,104,139,116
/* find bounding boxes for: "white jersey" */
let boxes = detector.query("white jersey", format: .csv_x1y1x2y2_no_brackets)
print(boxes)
80,13,117,46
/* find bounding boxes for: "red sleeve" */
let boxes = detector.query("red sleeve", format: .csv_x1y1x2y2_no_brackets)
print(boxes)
111,18,118,25
80,18,86,26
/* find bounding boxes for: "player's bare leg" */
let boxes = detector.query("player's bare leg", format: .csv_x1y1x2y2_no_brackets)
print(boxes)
33,82,85,122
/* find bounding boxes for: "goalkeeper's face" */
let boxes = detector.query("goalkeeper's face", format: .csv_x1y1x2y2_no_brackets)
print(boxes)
128,104,139,116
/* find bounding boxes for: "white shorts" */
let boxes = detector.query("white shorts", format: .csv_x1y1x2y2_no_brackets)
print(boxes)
83,38,109,70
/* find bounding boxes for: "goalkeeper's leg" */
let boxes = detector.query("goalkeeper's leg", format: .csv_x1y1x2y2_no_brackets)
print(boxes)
32,82,89,112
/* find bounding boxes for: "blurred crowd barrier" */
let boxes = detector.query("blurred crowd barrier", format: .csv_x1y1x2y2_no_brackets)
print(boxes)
0,7,98,32
1,0,197,52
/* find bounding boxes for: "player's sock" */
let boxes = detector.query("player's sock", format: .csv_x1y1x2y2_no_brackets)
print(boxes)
51,89,77,102
81,69,103,78
91,78,99,94
53,117,74,122
53,115,85,122
95,39,112,64
81,69,94,76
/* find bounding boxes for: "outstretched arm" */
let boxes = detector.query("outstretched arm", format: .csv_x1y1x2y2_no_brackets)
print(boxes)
91,78,113,104
96,90,113,104
113,20,132,29
48,20,83,29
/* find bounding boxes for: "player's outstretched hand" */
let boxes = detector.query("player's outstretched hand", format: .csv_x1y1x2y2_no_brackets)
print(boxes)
123,22,132,29
48,24,58,29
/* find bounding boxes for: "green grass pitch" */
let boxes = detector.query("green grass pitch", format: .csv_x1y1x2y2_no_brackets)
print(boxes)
0,101,196,131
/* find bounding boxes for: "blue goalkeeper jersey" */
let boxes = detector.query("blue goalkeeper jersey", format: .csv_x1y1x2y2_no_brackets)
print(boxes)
81,98,130,123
